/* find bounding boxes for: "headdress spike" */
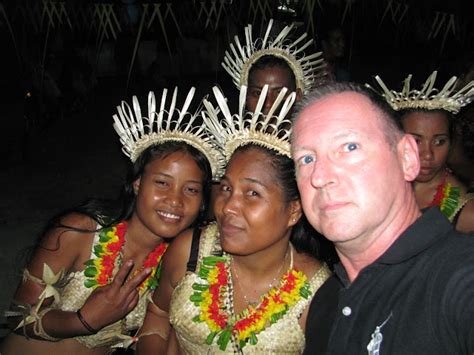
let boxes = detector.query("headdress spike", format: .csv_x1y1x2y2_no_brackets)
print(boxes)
202,85,296,160
113,88,226,180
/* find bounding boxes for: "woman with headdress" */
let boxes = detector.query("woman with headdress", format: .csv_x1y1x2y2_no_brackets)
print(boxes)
370,72,474,232
0,88,225,354
222,19,326,114
136,85,331,354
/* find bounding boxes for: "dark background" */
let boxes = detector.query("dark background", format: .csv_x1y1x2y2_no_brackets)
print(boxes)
1,0,473,334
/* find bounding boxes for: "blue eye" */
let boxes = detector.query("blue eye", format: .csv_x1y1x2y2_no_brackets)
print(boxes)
299,155,314,165
344,143,358,152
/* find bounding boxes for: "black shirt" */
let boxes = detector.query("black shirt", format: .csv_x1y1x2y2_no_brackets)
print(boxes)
304,207,474,354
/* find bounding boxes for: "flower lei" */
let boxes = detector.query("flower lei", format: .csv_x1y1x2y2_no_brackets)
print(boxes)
429,172,460,219
83,221,168,292
190,255,311,351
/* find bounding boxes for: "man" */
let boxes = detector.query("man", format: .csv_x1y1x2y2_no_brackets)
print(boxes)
291,82,474,354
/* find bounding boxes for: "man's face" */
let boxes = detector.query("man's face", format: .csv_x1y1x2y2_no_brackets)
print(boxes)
292,92,407,245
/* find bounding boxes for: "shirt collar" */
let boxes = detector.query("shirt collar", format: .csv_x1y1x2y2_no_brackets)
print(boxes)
334,207,452,284
377,207,452,264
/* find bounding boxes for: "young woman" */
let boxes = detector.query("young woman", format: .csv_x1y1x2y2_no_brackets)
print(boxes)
0,88,224,354
136,86,331,354
371,72,474,232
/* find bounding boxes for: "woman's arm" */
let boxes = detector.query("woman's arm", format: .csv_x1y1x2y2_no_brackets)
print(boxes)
136,228,194,354
166,328,183,355
456,199,474,233
8,213,151,340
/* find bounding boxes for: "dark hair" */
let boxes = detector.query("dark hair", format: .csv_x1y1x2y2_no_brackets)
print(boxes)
248,55,297,91
292,81,404,150
233,144,333,261
24,141,212,265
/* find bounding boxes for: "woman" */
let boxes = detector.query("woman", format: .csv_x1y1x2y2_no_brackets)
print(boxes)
371,72,474,232
136,86,331,354
0,88,224,354
222,19,326,114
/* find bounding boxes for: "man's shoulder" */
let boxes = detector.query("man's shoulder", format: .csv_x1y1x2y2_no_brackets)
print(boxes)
430,228,474,259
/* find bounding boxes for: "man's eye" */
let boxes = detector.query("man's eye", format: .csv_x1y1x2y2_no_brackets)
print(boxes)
299,155,314,165
344,143,358,152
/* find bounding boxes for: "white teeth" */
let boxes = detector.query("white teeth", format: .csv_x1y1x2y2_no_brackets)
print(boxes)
157,211,180,219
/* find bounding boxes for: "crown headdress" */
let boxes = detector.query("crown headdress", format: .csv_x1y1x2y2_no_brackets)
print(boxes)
368,71,474,114
202,85,296,160
222,19,325,94
112,88,226,180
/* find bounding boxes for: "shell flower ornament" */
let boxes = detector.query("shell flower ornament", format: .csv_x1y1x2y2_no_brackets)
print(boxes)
14,264,64,330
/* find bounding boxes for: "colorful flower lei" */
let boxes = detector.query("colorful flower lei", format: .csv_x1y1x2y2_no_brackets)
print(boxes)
430,180,460,220
190,255,311,351
84,221,168,291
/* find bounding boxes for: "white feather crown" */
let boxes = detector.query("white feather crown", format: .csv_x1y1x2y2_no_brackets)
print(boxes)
368,71,474,114
202,85,296,160
222,19,325,94
112,88,226,180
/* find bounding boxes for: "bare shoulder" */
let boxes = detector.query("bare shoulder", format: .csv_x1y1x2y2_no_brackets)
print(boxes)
446,174,469,194
293,250,324,279
162,228,196,287
456,198,474,233
28,213,97,273
39,212,97,248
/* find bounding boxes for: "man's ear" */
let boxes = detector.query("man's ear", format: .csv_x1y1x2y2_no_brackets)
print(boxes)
288,200,303,227
132,178,141,195
398,134,420,182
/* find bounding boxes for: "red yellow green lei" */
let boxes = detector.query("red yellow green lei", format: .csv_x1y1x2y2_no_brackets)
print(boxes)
83,221,168,291
429,173,460,219
190,255,311,351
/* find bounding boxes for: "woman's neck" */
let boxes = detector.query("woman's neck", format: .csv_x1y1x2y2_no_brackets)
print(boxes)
414,168,449,208
230,237,290,280
124,217,164,259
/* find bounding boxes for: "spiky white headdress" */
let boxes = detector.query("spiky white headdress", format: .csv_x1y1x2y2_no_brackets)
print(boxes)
368,71,474,114
222,19,325,94
112,88,226,180
202,85,296,160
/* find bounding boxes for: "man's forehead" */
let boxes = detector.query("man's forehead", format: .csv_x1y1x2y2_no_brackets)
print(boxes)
299,92,375,121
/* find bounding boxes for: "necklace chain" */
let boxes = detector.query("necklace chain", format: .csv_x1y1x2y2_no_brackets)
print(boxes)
231,245,291,306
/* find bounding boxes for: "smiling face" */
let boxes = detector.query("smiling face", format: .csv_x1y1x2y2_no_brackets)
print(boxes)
401,111,451,183
131,150,205,240
292,91,416,245
214,146,300,256
247,62,299,114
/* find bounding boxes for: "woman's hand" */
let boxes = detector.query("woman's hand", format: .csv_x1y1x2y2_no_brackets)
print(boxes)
78,260,152,332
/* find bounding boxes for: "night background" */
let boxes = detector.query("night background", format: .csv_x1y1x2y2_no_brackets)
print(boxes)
0,0,473,335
